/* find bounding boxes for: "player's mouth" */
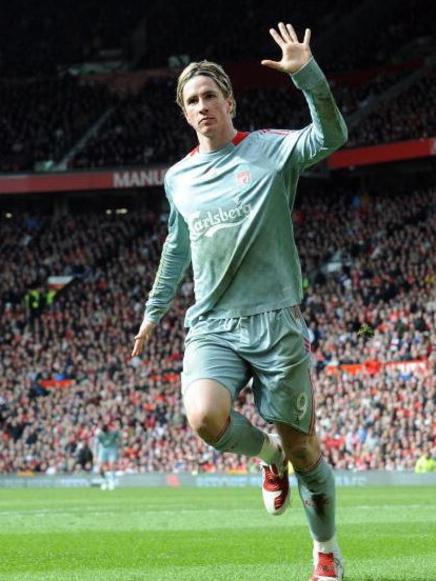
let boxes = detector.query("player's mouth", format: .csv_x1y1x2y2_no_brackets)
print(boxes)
199,117,214,125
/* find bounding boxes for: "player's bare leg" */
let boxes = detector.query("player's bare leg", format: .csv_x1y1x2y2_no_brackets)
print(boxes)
184,379,286,505
275,423,344,580
183,379,232,442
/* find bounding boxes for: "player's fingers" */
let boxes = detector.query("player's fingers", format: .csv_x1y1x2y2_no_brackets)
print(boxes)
278,22,293,43
286,23,298,43
261,59,283,71
303,28,311,46
131,344,142,357
131,336,144,356
134,332,148,340
269,28,286,49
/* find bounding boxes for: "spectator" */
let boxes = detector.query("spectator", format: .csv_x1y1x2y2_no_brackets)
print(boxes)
415,448,436,473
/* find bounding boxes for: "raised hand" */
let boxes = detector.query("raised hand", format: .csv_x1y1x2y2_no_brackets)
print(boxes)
261,23,312,75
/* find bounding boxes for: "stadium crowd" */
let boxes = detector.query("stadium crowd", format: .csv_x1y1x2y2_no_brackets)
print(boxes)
0,0,434,173
1,66,432,174
0,76,111,172
2,0,430,74
1,0,435,476
0,187,434,475
0,0,143,76
68,64,434,171
347,72,436,147
70,78,192,170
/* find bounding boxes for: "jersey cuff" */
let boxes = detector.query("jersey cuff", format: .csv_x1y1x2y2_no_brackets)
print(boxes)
142,311,161,325
290,57,326,91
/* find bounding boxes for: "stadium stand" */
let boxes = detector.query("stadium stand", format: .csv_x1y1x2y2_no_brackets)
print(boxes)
0,77,111,172
0,1,435,477
347,72,436,147
0,186,434,474
0,0,143,76
70,78,192,169
2,54,432,173
2,0,431,74
0,1,434,173
67,65,436,170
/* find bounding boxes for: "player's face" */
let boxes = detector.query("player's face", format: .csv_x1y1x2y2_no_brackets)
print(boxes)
182,75,233,136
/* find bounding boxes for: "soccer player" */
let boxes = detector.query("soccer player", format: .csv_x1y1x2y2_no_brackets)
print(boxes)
94,422,121,490
132,23,347,580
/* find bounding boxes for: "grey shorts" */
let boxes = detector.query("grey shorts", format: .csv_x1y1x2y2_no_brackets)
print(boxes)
182,306,315,434
98,448,119,464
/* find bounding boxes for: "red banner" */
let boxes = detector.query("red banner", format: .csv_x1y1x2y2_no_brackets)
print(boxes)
1,137,435,195
0,167,168,195
40,379,74,389
325,359,430,377
328,137,436,169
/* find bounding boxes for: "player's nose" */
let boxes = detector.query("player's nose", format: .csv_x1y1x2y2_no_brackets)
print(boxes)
198,98,208,112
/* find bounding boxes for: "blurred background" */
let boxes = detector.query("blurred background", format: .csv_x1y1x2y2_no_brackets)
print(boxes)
0,0,435,479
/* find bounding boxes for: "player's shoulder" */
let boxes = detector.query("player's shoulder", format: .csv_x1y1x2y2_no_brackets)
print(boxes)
252,128,299,142
165,148,199,188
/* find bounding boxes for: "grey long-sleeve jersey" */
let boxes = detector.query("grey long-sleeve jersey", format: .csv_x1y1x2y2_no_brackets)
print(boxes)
144,58,348,327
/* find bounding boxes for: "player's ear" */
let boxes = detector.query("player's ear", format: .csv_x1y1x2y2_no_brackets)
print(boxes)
226,96,236,118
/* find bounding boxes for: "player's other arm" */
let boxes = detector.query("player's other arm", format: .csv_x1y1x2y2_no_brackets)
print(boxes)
262,23,347,169
131,187,191,357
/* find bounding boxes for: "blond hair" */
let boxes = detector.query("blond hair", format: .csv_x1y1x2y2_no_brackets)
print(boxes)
176,60,236,118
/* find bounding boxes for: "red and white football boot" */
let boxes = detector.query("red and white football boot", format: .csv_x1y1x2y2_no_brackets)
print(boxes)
310,550,344,581
260,438,290,516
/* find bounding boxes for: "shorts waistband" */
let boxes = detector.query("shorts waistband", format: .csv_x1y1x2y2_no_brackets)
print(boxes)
197,304,301,323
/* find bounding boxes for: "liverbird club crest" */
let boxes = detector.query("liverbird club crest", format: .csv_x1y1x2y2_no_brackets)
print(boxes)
236,170,252,186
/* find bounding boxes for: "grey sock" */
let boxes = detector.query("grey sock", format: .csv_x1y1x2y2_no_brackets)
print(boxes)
212,410,265,457
296,458,336,542
258,433,284,466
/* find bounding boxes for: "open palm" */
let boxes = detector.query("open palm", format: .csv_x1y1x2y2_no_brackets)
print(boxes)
262,22,312,75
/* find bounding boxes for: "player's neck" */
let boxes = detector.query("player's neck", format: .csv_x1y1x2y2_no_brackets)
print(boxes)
197,126,237,153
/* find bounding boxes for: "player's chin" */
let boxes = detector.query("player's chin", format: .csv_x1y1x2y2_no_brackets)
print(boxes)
198,122,215,134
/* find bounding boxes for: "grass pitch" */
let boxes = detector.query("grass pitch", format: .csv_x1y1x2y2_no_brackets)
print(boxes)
0,486,435,580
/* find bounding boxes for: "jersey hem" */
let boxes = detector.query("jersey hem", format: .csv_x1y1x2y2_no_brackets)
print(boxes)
258,411,311,434
184,297,302,326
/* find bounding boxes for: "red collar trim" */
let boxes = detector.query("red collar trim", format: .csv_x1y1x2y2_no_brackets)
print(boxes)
232,131,250,145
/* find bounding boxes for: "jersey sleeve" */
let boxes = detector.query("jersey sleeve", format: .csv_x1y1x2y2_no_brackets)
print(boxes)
290,57,348,171
143,176,192,324
254,58,347,173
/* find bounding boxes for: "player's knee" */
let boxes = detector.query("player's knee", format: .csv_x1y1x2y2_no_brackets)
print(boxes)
287,437,321,472
186,406,229,443
184,379,231,442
